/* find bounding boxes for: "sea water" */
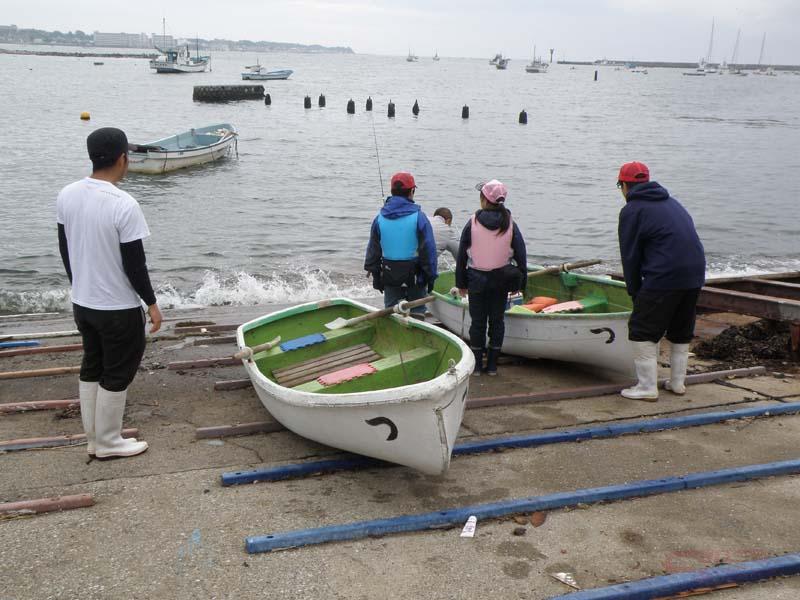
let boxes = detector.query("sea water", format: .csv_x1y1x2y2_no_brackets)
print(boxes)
1,48,798,313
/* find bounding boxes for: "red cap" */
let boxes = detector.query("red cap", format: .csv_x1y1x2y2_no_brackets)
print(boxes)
617,161,650,183
390,171,416,192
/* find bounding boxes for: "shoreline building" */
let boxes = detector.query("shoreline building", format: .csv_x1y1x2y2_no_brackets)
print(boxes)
93,31,149,48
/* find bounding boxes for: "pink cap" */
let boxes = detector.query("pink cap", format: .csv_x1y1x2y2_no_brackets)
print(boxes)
476,179,508,204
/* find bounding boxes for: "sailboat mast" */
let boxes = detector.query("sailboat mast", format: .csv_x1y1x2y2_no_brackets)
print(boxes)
731,29,741,66
757,33,766,66
706,18,715,62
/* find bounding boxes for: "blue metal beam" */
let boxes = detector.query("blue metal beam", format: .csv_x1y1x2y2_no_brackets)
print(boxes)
222,401,800,486
549,552,800,599
0,340,40,349
246,457,800,553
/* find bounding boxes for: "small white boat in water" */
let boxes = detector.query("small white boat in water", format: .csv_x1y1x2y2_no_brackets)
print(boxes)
149,44,209,73
242,61,293,80
431,267,636,377
128,124,237,174
237,298,474,475
496,57,510,70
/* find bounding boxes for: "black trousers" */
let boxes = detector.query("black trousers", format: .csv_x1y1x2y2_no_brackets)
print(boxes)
73,304,146,392
468,287,508,350
628,288,701,344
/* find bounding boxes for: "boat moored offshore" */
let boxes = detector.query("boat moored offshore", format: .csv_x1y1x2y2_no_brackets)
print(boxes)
127,124,237,174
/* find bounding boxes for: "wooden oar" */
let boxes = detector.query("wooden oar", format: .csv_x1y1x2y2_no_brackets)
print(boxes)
527,259,602,278
325,296,435,330
234,336,281,361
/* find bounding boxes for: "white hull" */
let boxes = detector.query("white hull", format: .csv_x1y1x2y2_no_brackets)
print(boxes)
149,60,208,73
242,71,292,80
431,294,636,377
128,126,237,174
237,299,474,475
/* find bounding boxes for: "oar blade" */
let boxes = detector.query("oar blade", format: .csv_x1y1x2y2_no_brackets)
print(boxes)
324,317,350,331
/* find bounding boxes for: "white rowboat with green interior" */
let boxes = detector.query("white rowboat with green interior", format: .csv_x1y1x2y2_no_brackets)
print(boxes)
431,267,636,377
236,298,474,475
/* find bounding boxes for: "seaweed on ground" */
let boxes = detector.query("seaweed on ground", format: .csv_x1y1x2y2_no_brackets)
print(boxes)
694,320,792,363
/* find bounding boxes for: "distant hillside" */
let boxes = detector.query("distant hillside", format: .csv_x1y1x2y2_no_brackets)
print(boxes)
0,25,354,54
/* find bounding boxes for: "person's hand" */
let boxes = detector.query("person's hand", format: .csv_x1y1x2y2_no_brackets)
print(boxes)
458,288,467,297
147,303,163,333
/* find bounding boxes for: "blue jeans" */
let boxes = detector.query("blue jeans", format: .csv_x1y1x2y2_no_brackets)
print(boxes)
384,285,427,314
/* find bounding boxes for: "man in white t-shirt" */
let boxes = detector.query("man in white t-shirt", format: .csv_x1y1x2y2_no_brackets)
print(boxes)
57,127,162,459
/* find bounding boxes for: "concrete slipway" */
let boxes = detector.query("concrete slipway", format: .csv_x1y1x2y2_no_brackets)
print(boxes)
1,303,799,600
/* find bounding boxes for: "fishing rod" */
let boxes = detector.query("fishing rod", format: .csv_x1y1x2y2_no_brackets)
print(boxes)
369,112,385,198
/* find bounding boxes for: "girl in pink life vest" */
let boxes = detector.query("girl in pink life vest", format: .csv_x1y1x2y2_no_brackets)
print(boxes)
455,180,527,376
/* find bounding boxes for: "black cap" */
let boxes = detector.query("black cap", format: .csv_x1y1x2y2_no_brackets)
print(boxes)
86,127,130,162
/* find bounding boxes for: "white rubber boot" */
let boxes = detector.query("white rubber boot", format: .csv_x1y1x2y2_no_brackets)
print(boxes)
95,387,148,458
621,341,659,401
665,343,690,395
79,380,99,456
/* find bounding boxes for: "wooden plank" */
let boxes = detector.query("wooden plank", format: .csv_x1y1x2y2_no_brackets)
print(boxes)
0,494,94,516
466,366,768,409
272,344,374,377
0,366,81,380
0,428,138,452
0,343,83,358
173,324,239,335
0,330,79,342
214,378,252,391
192,335,237,346
0,399,79,413
196,421,285,438
279,356,379,388
167,356,240,370
279,352,381,388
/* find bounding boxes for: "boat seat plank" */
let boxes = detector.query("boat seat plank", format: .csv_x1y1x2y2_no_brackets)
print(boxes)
293,346,440,394
273,344,375,379
273,344,382,388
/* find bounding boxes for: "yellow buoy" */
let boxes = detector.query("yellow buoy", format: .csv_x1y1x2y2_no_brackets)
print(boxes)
80,112,91,121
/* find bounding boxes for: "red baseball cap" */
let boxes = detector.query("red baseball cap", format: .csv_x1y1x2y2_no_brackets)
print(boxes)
617,161,650,183
390,171,416,192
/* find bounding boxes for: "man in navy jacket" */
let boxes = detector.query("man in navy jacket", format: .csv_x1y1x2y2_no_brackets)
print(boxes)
364,171,437,315
617,161,705,401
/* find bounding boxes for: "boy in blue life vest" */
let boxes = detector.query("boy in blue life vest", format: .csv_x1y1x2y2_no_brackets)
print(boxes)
364,171,438,316
617,161,706,401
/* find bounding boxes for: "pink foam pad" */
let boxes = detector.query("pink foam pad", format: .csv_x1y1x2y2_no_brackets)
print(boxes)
317,363,377,386
540,300,585,314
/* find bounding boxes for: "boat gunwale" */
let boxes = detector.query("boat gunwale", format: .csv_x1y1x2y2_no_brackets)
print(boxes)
236,298,474,407
432,265,632,319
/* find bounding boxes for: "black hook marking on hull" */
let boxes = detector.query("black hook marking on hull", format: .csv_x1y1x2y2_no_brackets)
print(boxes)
365,417,398,441
590,327,615,344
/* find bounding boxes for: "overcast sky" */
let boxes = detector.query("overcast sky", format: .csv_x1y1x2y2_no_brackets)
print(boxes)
6,0,800,63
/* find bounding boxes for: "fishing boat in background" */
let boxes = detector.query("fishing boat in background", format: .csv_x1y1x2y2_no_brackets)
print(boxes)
241,61,293,80
433,50,440,61
406,49,418,62
127,124,237,174
525,45,549,73
489,53,503,65
496,57,510,70
149,44,209,73
430,265,636,377
236,298,473,475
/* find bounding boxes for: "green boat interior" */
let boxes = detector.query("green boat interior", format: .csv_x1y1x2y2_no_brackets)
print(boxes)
432,269,632,315
242,302,463,394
